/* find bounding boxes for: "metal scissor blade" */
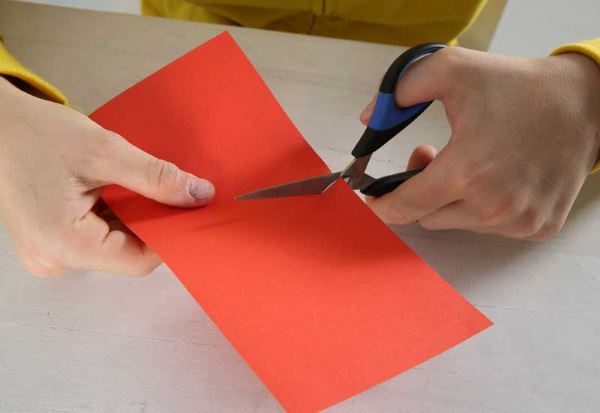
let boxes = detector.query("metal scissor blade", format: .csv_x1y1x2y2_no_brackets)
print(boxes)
235,172,341,200
341,154,371,188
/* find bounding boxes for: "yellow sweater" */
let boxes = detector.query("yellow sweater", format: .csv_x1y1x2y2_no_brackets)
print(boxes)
141,0,485,46
1,1,600,167
0,36,66,104
2,0,599,105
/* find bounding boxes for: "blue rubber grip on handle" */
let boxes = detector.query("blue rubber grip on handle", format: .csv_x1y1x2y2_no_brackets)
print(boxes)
368,94,429,131
351,43,446,158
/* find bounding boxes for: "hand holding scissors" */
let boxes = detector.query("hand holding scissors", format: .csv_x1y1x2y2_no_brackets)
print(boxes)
236,43,446,200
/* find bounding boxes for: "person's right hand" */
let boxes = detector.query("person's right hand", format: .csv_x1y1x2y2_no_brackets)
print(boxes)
0,77,215,275
359,48,600,240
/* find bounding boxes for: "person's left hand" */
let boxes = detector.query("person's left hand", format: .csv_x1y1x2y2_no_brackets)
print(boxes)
0,76,215,275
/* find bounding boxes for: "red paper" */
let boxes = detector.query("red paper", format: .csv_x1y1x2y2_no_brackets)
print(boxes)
91,32,491,412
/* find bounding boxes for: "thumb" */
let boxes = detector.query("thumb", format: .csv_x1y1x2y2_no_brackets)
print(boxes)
100,134,215,207
394,47,455,107
360,48,454,124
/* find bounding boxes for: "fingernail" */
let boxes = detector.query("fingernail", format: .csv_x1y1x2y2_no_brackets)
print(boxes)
188,178,215,203
361,102,374,120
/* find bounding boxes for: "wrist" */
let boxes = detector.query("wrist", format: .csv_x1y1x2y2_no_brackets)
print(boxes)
0,75,14,106
0,74,45,101
0,75,23,99
0,74,13,91
546,53,600,171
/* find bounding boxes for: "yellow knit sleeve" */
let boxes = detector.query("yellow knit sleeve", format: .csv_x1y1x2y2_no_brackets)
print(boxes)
0,37,67,104
551,38,600,173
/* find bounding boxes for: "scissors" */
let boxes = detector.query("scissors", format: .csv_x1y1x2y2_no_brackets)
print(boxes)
236,42,446,201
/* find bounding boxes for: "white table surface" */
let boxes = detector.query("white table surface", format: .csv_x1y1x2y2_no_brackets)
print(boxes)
1,1,600,412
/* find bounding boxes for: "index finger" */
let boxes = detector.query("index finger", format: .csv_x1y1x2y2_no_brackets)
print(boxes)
71,211,161,275
366,147,460,224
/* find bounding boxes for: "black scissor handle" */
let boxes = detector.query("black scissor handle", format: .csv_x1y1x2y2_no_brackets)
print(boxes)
360,168,424,197
351,43,446,158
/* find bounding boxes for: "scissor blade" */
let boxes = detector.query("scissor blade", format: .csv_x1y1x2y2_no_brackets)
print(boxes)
341,154,371,189
235,172,341,200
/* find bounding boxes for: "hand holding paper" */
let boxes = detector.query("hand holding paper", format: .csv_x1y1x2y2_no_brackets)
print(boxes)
0,76,214,275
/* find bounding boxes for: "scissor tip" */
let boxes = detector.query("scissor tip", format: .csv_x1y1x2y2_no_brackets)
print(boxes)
233,193,256,201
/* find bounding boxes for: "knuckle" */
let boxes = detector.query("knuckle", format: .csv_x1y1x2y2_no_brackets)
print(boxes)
531,217,565,241
19,254,47,275
476,207,501,226
468,183,529,227
24,263,59,277
436,46,468,81
19,242,64,276
135,263,158,276
473,198,513,226
70,231,100,256
387,201,414,224
73,213,109,243
33,247,65,272
129,260,160,276
545,217,565,236
500,208,546,240
22,262,50,276
519,208,546,237
147,158,179,189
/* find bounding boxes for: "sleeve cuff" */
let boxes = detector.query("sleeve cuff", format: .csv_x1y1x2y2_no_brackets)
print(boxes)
551,39,600,173
0,39,67,105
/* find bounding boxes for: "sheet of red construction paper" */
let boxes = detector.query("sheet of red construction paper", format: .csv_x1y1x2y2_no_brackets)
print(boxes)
91,32,491,412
